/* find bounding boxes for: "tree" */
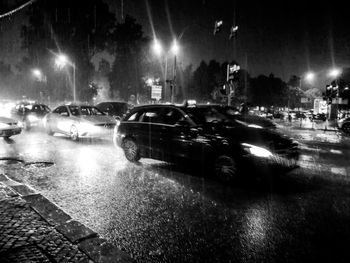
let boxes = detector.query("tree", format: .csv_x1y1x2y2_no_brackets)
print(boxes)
250,74,288,107
21,0,116,102
108,15,150,102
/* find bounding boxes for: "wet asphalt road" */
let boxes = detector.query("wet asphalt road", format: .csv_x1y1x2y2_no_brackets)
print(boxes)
1,128,350,262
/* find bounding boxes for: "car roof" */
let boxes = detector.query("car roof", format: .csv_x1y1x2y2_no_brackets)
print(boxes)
97,101,128,105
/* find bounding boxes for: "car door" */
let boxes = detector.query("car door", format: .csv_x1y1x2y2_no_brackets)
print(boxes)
51,106,71,134
161,107,209,162
137,107,165,160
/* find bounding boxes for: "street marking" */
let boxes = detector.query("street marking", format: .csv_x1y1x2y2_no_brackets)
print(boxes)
330,167,347,176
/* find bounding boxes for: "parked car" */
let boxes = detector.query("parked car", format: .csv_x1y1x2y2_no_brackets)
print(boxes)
114,104,299,182
11,101,51,130
0,116,22,139
95,101,130,120
312,113,327,122
337,117,350,133
43,104,116,141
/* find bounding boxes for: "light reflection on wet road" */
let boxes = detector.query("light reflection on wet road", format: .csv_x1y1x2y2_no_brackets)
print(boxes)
1,130,350,262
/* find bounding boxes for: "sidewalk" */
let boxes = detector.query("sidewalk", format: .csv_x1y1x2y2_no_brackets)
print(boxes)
274,118,339,132
0,173,133,263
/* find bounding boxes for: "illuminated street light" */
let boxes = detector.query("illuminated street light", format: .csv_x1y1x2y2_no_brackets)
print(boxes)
55,54,69,69
32,68,42,79
329,68,341,78
152,39,180,103
305,72,315,82
153,39,163,56
54,54,76,102
171,40,179,55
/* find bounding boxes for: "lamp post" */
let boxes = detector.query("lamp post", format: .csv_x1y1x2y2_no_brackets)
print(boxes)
153,39,179,103
55,54,76,102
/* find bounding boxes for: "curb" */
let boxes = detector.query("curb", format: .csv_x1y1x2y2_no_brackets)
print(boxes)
0,174,134,263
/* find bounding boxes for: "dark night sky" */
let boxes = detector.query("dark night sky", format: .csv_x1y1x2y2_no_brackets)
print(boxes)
106,0,350,82
1,0,350,84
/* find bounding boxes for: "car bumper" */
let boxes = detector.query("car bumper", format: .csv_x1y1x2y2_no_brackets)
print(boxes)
243,151,299,174
0,127,22,137
79,126,115,138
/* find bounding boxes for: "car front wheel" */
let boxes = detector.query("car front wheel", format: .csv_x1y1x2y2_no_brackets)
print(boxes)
214,155,238,182
122,138,140,162
70,125,79,141
342,123,350,134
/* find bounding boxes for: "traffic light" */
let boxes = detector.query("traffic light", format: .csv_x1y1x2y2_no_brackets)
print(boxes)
220,84,229,95
229,25,238,40
325,85,332,97
213,20,223,35
227,63,240,81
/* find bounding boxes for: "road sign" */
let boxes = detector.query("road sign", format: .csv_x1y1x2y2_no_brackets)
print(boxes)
227,64,240,81
301,97,311,103
151,85,162,100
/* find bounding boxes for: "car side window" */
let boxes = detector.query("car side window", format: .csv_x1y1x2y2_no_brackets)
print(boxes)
125,112,139,121
53,106,69,117
140,109,163,124
163,108,185,125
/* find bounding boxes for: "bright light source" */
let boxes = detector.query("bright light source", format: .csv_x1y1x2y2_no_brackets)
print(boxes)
153,40,163,56
171,40,179,55
305,72,315,82
32,69,42,78
329,68,341,78
55,54,69,69
146,78,154,86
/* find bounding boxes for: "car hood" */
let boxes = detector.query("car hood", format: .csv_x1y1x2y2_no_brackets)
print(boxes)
0,116,17,124
80,115,116,124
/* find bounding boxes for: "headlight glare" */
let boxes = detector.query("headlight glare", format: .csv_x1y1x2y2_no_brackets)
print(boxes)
27,115,39,122
242,143,273,158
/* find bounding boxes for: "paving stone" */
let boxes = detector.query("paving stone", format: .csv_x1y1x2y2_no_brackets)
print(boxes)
56,220,97,244
23,194,71,226
79,237,135,263
10,184,36,196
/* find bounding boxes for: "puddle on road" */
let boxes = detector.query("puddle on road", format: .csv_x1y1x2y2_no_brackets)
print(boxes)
0,158,54,168
23,162,55,168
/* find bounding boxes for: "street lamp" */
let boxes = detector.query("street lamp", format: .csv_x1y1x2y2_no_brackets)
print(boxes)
152,39,180,103
55,54,76,102
329,68,341,78
305,72,315,82
32,69,42,79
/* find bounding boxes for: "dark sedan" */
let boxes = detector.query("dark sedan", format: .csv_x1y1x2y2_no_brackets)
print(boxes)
95,101,130,120
114,104,299,182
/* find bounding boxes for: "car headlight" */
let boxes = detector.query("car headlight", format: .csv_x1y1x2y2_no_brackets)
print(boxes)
248,124,263,129
242,143,273,158
27,115,39,122
0,123,9,129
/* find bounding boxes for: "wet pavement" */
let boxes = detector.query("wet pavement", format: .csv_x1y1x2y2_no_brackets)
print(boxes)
1,128,350,262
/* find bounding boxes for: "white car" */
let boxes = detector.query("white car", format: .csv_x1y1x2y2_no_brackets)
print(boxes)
0,116,22,139
43,104,116,141
337,117,350,133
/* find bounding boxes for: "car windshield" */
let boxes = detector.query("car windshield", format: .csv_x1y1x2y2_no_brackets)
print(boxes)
31,105,50,113
69,106,104,116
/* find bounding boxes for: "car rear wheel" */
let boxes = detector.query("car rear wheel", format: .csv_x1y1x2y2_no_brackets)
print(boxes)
214,155,238,182
342,123,350,134
122,138,140,162
70,125,79,141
